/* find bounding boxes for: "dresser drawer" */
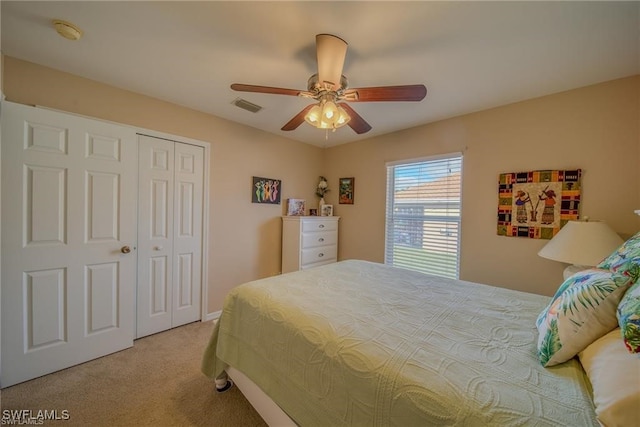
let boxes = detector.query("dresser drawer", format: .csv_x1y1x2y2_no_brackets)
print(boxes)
301,230,337,249
300,258,336,270
302,219,337,233
301,245,337,266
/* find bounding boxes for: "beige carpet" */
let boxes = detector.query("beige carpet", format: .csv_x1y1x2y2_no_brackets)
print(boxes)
0,321,267,426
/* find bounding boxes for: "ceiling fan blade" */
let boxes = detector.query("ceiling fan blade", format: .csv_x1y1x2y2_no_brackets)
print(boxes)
231,83,302,97
316,34,348,91
281,104,315,131
339,103,372,134
344,84,427,102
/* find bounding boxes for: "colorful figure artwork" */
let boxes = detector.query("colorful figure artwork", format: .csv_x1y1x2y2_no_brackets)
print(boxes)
252,176,281,204
497,169,581,239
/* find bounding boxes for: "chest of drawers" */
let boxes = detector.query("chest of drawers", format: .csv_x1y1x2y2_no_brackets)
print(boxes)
281,216,340,273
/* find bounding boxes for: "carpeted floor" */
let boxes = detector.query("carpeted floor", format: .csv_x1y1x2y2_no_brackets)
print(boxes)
0,321,267,426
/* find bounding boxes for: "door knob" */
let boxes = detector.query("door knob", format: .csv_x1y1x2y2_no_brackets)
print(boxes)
121,245,132,254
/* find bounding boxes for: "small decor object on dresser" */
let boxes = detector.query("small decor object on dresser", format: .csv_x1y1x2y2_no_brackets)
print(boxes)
339,177,354,204
252,176,281,204
316,176,330,199
497,169,581,239
316,176,330,212
321,204,333,217
287,198,305,216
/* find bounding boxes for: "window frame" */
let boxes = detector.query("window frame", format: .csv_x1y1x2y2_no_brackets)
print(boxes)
384,153,463,279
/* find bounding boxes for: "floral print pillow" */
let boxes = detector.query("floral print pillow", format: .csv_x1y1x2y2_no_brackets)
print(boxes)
536,268,634,367
598,231,640,274
617,281,640,353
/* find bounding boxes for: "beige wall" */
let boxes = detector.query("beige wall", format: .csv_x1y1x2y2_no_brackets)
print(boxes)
3,57,639,308
324,76,640,296
2,56,323,314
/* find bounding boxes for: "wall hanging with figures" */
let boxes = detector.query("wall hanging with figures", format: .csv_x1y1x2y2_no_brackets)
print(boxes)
252,176,281,204
497,169,581,239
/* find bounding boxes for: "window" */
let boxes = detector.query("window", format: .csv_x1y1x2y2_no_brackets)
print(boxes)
385,153,462,279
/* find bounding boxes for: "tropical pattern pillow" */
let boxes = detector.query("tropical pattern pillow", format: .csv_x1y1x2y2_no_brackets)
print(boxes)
536,268,634,367
598,231,640,273
617,281,640,353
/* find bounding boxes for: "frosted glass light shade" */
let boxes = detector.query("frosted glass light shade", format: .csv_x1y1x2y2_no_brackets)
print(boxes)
304,101,350,130
538,220,624,267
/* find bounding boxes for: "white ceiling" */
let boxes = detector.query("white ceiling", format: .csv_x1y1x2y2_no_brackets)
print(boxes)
1,1,639,147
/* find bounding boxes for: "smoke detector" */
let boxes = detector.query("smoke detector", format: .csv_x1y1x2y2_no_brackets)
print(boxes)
52,20,83,41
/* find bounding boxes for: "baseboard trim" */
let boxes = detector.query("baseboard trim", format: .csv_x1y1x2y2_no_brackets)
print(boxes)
204,310,221,322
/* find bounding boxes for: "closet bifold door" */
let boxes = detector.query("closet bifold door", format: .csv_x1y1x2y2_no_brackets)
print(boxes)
171,142,203,328
136,135,203,338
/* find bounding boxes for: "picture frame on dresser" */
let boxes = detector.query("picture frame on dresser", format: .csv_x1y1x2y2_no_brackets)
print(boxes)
287,198,305,216
321,204,333,217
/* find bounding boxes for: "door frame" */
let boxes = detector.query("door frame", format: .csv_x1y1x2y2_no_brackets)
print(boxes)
0,103,211,383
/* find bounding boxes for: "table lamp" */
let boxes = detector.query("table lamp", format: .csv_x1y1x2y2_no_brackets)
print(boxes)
538,219,624,279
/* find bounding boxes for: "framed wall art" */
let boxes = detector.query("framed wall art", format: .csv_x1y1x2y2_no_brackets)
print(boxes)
252,176,281,204
497,169,581,239
339,177,355,204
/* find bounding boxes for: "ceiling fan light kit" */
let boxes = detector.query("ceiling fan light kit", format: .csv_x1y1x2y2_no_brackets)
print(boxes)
231,33,427,135
304,95,351,131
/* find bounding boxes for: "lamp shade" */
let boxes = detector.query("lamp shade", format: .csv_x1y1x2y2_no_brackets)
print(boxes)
538,220,623,267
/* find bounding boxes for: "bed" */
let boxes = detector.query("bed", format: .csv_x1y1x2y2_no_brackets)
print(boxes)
202,260,599,426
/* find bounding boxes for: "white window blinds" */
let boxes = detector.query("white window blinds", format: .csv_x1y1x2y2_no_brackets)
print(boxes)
385,154,462,279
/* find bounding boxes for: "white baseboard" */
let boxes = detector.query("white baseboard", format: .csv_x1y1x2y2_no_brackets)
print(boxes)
204,310,221,322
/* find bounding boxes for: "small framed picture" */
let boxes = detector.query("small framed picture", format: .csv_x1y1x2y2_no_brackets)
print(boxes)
339,177,354,204
287,198,305,216
309,208,318,216
321,204,333,217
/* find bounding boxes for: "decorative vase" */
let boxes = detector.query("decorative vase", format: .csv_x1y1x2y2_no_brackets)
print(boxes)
319,197,325,214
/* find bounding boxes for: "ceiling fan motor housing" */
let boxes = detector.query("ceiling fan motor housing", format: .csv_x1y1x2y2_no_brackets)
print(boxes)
307,74,349,95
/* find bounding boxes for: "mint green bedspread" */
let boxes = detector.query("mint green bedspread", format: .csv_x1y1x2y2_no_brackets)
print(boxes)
202,260,597,426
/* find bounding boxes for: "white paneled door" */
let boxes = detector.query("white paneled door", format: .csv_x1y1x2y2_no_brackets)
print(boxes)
1,102,138,387
136,135,203,338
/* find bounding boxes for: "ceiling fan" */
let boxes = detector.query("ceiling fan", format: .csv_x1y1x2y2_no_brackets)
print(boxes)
231,34,427,135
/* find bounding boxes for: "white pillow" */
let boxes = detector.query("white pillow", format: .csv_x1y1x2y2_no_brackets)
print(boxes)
578,328,640,427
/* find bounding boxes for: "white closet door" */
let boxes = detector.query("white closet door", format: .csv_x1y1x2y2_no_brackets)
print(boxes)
172,143,203,328
137,135,175,338
1,102,137,387
136,135,203,338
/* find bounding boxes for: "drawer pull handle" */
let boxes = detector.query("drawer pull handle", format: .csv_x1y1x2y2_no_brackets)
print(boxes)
318,238,324,242
318,253,324,258
319,224,325,228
